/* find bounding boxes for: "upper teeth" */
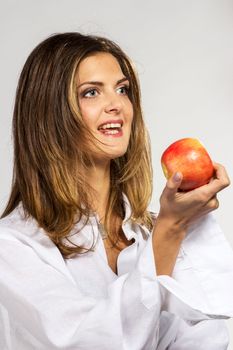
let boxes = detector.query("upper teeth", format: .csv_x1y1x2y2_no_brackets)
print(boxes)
99,123,122,130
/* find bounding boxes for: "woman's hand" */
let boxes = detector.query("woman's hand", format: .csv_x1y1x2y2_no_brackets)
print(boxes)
158,162,230,231
152,163,230,276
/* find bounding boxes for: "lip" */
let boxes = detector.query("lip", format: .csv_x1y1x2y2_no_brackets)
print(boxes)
99,129,123,138
97,118,124,138
97,119,123,130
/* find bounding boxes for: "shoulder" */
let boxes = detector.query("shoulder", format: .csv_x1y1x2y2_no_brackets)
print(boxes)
0,204,51,247
0,207,72,282
0,203,29,229
0,206,25,237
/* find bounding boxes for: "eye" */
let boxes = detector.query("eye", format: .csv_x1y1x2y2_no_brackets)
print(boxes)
82,88,98,98
116,85,129,95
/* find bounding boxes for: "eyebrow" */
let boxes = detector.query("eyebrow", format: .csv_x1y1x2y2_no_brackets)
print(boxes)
77,77,129,89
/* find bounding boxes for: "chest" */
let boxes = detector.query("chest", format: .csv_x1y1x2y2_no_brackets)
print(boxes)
103,237,134,274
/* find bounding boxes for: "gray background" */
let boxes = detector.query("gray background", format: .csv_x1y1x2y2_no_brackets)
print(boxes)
1,0,233,347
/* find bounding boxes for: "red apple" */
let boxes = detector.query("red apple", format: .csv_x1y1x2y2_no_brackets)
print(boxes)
161,138,214,191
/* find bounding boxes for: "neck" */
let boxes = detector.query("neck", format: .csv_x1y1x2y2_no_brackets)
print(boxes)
85,160,111,220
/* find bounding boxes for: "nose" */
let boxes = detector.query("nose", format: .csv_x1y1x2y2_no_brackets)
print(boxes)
104,91,122,114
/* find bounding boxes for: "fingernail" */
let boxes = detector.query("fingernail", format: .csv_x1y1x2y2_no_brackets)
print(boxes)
173,172,182,182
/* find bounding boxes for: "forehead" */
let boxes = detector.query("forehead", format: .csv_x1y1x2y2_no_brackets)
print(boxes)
76,52,124,83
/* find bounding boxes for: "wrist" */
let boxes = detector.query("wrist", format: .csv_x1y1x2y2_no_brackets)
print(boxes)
152,215,187,276
154,213,187,241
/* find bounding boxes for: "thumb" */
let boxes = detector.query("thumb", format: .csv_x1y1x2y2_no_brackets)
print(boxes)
165,172,183,196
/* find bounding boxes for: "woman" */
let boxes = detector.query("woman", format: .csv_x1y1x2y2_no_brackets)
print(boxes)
0,32,232,349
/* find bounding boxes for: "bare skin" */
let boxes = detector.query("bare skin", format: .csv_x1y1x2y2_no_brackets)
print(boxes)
86,163,129,274
86,162,133,274
153,162,230,275
103,230,134,274
77,53,134,274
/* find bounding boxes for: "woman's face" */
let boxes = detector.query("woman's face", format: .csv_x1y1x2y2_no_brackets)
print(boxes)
76,52,134,162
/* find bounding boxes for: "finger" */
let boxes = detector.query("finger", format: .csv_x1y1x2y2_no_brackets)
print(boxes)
196,163,230,199
205,195,219,211
213,162,231,188
190,196,219,222
190,206,218,223
164,172,183,198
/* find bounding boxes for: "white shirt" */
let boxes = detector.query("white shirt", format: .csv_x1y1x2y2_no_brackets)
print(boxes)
0,195,233,349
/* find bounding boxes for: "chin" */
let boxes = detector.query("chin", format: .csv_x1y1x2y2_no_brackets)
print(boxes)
97,146,128,161
90,136,130,162
107,150,127,160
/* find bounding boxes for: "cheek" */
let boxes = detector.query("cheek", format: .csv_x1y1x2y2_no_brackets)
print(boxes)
79,102,99,128
123,97,133,118
127,103,134,126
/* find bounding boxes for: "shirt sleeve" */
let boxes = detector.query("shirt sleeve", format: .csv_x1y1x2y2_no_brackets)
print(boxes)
157,213,233,321
169,319,229,350
156,311,229,350
0,231,160,350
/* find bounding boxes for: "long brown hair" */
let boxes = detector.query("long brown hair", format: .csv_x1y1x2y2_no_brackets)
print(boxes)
2,32,153,257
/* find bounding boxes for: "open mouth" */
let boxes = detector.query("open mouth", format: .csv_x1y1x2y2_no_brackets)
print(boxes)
97,122,123,136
